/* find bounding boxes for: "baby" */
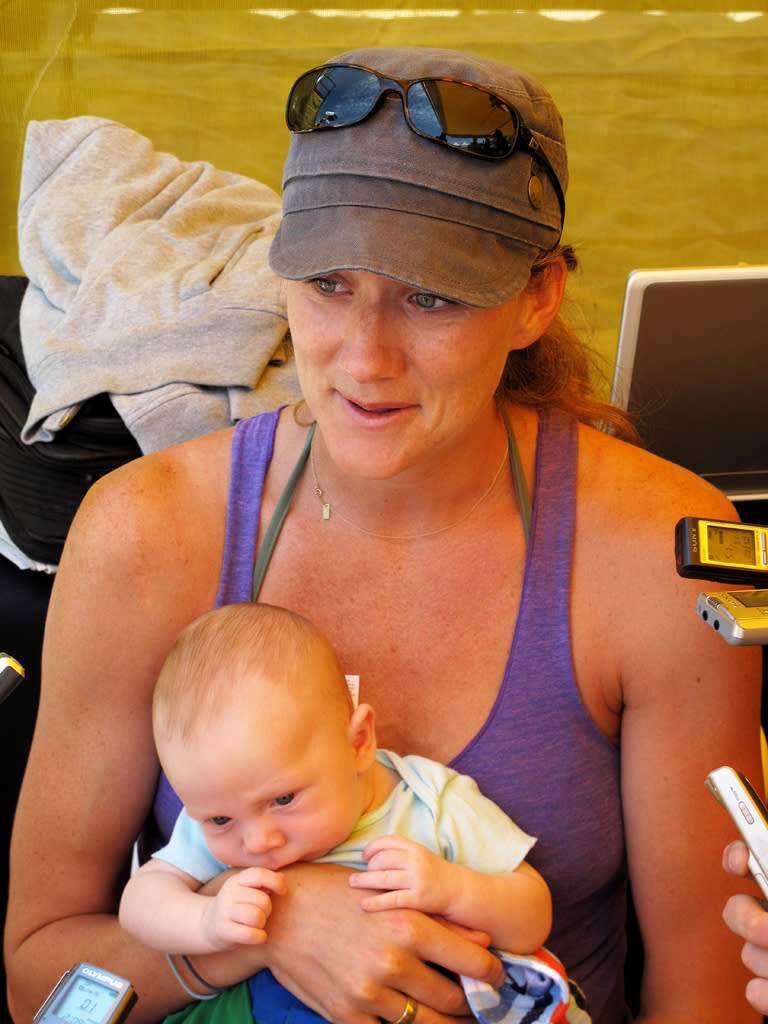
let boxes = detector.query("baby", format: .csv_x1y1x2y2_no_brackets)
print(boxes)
120,602,588,1024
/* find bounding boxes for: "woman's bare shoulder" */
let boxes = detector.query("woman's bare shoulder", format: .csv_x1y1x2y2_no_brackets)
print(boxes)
577,423,738,527
572,422,742,608
65,427,235,587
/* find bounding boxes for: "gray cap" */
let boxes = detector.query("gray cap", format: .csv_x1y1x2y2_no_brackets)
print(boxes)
269,47,567,307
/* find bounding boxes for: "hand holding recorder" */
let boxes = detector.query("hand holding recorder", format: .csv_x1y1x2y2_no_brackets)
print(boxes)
723,839,768,1015
711,767,768,1014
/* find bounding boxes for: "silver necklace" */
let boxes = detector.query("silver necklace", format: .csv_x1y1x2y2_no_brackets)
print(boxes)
309,439,509,541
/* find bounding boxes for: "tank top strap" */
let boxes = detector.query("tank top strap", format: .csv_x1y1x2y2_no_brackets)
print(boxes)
513,404,579,699
215,408,281,607
529,405,577,590
251,423,314,600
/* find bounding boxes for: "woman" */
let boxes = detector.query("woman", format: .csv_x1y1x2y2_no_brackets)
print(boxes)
5,47,762,1024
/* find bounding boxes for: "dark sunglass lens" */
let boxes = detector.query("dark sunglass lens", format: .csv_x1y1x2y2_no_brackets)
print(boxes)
407,80,518,157
289,66,381,130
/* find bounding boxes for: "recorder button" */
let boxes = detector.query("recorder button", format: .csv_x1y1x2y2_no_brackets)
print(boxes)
739,801,755,824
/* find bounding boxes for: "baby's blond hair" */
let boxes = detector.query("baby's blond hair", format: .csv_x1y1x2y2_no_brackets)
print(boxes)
153,603,352,745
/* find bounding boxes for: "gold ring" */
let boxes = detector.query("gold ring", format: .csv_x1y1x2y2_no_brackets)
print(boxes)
392,999,418,1024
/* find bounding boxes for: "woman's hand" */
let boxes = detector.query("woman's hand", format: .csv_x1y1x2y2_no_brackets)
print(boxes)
261,861,506,1024
723,840,768,1014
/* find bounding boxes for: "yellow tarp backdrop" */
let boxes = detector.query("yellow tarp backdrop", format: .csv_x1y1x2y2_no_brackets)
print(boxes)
2,0,766,373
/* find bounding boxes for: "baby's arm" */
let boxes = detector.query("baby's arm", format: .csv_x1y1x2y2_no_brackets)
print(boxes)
349,835,551,954
119,857,287,954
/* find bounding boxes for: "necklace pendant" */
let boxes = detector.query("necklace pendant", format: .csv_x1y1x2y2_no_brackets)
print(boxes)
322,503,331,521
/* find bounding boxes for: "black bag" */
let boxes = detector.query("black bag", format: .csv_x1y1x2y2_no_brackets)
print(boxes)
0,276,142,565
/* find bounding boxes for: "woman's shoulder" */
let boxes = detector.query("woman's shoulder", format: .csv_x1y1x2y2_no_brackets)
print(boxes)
101,424,233,506
68,426,236,578
572,421,741,595
576,421,738,526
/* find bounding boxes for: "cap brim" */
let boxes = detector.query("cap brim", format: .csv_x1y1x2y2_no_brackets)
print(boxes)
269,204,538,308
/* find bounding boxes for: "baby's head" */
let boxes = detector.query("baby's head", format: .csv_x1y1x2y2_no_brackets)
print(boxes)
154,603,377,869
153,602,353,748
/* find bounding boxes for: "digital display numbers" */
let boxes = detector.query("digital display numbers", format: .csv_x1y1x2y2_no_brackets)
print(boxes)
707,524,757,566
51,978,118,1024
34,964,136,1024
676,517,768,586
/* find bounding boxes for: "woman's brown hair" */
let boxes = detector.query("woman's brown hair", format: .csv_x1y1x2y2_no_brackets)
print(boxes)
496,245,641,445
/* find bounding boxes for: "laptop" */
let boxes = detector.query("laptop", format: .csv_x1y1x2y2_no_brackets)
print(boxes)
611,265,768,502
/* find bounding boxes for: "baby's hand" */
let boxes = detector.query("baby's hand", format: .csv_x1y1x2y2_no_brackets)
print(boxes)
203,867,286,950
349,835,455,915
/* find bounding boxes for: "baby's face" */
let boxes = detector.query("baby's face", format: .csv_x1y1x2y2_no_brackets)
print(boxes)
161,683,370,870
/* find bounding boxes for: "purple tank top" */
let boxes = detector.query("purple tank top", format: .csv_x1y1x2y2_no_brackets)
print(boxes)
150,406,628,1024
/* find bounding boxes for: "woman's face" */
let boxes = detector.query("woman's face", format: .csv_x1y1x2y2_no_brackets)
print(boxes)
286,270,543,479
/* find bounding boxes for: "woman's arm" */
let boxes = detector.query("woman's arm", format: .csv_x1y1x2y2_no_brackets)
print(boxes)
4,433,503,1024
4,436,236,1023
256,862,506,1024
588,441,764,1023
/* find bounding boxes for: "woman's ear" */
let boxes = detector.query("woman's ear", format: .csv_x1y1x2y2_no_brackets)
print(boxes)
508,253,569,352
348,702,377,772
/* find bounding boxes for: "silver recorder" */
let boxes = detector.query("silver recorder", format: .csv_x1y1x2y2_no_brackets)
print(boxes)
696,589,768,646
707,766,768,899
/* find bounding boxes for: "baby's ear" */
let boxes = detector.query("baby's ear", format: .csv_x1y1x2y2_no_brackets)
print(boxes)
348,702,377,770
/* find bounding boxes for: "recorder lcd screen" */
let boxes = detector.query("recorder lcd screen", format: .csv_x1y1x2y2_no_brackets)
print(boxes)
707,526,756,566
731,590,768,608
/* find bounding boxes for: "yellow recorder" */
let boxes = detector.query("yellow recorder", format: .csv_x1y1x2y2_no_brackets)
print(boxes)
675,517,768,585
0,653,24,704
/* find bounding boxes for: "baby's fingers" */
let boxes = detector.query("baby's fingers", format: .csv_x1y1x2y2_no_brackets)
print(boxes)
206,889,272,949
219,919,269,946
227,888,277,944
356,889,415,913
350,867,409,892
237,867,288,895
362,834,419,861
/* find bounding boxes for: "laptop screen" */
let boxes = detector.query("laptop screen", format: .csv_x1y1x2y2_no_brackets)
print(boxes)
611,266,768,501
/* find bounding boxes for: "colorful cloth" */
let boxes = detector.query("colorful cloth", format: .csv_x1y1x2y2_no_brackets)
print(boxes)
462,948,591,1024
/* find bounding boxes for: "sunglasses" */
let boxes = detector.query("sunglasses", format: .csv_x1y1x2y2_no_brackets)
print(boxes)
286,63,565,225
